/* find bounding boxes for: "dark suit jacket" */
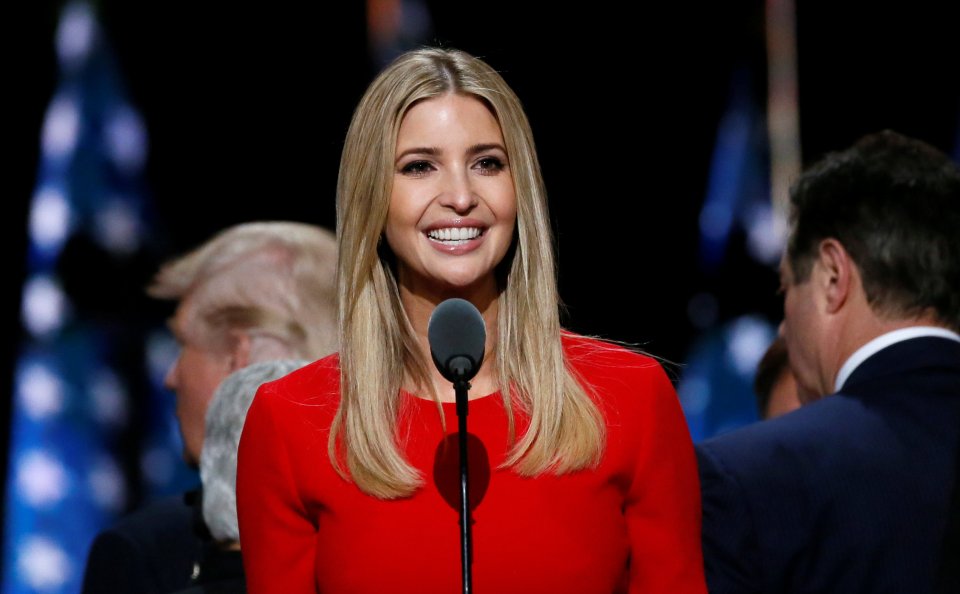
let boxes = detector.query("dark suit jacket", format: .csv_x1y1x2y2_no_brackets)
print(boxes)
168,544,246,594
81,491,204,594
697,336,960,594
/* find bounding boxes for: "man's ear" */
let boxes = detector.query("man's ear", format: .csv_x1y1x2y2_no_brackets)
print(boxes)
227,330,252,372
817,238,855,314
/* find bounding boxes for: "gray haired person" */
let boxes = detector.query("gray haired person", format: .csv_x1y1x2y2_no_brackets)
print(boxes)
171,359,309,593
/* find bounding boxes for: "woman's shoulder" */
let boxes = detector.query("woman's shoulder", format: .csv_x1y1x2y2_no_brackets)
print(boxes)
254,352,341,410
560,331,678,407
561,330,666,373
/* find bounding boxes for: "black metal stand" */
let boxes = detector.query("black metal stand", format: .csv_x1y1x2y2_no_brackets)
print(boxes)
454,378,473,594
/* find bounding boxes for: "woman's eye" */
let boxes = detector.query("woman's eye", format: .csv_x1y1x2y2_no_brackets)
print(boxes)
475,157,505,174
400,161,434,176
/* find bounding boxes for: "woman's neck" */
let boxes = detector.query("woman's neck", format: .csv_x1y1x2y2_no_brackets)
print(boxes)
399,285,501,402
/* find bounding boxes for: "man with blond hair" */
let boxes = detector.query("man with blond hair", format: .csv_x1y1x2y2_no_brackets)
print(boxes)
81,221,338,594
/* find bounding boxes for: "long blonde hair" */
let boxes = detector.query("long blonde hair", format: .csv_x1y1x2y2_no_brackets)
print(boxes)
334,47,604,498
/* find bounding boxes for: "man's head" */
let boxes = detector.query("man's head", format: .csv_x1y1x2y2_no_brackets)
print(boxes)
149,221,338,466
780,130,960,397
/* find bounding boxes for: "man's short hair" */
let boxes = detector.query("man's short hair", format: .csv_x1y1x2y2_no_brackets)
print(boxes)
786,129,960,330
148,221,338,361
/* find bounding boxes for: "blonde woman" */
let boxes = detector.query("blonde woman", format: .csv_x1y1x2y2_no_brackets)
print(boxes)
236,47,706,594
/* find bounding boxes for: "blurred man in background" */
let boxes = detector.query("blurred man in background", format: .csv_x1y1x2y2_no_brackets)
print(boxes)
697,130,960,593
81,221,338,594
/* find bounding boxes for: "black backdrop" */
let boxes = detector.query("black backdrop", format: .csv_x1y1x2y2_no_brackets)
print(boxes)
5,0,959,517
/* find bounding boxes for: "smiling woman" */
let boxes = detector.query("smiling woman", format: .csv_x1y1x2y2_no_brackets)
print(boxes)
385,93,518,304
235,47,708,594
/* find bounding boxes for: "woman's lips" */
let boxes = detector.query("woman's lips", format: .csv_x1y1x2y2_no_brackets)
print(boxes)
423,224,487,254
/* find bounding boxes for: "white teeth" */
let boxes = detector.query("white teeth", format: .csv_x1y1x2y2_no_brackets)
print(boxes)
427,227,481,243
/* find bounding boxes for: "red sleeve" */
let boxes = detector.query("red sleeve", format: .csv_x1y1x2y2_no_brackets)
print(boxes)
236,382,317,593
625,363,707,593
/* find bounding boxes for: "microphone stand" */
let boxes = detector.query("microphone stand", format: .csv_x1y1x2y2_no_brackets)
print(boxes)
453,374,473,594
428,298,484,594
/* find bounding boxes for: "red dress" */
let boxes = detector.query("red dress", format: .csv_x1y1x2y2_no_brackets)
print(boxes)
236,333,707,593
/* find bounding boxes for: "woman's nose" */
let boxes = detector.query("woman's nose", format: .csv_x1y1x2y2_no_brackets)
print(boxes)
438,170,478,213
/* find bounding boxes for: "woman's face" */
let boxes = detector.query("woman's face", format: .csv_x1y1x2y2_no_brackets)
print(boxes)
385,93,517,300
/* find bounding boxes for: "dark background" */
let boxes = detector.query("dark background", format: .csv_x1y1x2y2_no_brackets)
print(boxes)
5,0,959,509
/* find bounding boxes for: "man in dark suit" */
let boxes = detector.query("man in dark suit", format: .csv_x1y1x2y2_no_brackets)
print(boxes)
80,222,338,593
697,129,960,594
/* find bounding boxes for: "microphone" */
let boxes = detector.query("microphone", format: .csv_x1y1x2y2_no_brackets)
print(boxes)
428,298,485,386
427,297,485,594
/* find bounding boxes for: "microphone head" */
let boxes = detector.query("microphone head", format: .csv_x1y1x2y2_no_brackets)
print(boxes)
428,298,486,384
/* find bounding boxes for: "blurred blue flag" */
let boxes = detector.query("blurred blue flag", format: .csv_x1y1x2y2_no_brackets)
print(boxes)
678,315,777,442
697,66,783,274
2,3,197,592
680,65,784,441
